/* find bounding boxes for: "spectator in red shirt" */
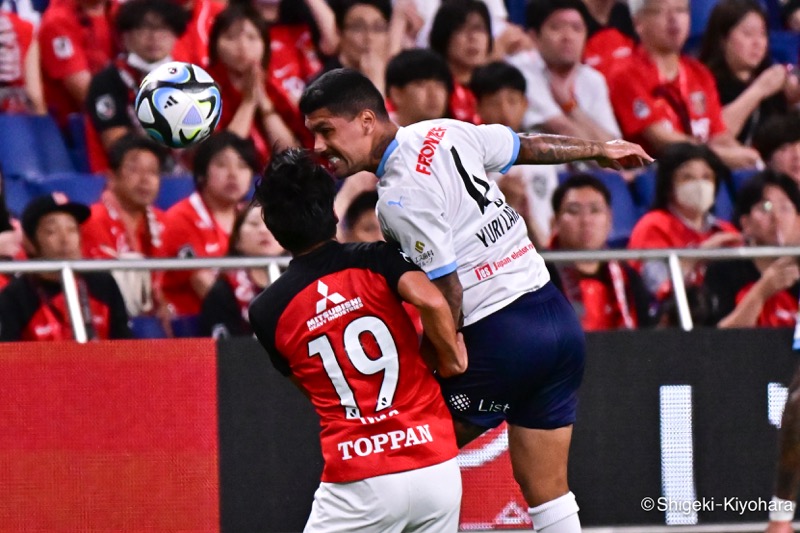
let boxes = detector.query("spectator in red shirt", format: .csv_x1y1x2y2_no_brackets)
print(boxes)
606,0,761,169
207,4,301,167
704,170,800,328
548,173,653,331
81,134,168,317
579,0,636,77
628,143,743,314
38,0,115,126
85,0,188,169
429,0,491,124
171,0,225,68
0,193,131,341
699,0,800,145
199,203,284,338
161,131,259,318
0,10,45,114
385,48,452,126
753,113,800,187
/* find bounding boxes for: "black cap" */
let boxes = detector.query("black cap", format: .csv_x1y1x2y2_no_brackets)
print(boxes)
21,193,91,240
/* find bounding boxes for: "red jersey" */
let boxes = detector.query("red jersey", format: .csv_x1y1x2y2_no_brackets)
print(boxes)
161,192,230,316
449,81,480,124
269,23,323,107
39,0,115,125
607,46,726,153
583,28,634,78
81,191,167,259
172,0,224,68
0,11,34,113
208,64,310,167
736,284,798,327
249,241,458,483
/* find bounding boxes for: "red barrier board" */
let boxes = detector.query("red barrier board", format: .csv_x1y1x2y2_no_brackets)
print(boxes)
0,340,219,532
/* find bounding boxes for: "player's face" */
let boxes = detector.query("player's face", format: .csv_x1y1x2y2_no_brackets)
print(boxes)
306,108,374,177
723,11,768,73
536,9,587,69
476,88,528,131
447,12,490,70
389,80,449,126
635,0,690,54
216,19,265,72
236,207,284,256
124,13,177,63
32,213,82,260
202,147,253,206
554,187,611,250
345,210,384,243
741,185,799,246
769,141,800,186
111,149,161,211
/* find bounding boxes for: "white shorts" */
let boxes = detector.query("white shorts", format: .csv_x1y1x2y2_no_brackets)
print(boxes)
304,458,462,533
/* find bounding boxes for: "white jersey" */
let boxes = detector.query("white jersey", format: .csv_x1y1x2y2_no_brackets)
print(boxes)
376,119,550,326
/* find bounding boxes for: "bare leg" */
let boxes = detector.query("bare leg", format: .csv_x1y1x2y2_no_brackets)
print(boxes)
508,425,572,506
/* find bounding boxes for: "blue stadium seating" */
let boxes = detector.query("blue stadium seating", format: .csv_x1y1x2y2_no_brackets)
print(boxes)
130,316,169,339
769,31,800,65
631,169,657,215
65,113,91,173
29,172,106,206
4,174,35,218
0,114,75,180
712,180,736,221
156,174,195,210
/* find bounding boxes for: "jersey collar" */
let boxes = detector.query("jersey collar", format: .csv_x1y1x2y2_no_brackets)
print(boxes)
376,137,399,178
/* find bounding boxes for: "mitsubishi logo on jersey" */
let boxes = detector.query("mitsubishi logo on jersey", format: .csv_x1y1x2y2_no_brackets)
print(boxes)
316,280,346,313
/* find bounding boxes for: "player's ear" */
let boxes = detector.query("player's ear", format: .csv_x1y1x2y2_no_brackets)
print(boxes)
360,109,376,135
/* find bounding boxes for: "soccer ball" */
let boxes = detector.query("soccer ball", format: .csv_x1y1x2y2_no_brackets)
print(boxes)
135,61,222,149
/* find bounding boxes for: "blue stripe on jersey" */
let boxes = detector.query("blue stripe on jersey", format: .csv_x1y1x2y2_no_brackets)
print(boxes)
376,138,399,178
499,128,521,174
426,261,458,280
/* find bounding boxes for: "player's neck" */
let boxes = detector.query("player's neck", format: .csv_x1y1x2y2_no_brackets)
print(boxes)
369,123,400,173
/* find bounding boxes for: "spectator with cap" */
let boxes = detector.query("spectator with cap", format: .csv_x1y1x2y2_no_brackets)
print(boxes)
508,0,621,140
606,0,762,169
703,171,800,328
385,48,452,126
471,60,559,247
0,193,131,341
85,0,188,169
548,173,653,330
753,113,800,187
81,134,169,318
160,132,259,319
38,0,116,127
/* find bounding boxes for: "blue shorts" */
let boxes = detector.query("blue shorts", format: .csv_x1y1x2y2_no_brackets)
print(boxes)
440,282,585,430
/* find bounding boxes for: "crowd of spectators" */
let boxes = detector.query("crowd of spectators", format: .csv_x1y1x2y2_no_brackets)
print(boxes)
2,0,800,340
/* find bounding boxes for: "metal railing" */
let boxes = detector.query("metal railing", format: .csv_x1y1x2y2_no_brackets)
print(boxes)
5,246,800,342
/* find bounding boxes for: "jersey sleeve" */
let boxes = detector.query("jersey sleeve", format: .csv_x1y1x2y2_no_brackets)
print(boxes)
38,15,89,80
377,186,458,280
474,124,520,174
365,242,422,296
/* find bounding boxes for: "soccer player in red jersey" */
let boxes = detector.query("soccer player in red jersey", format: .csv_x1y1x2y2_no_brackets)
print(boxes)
248,148,467,532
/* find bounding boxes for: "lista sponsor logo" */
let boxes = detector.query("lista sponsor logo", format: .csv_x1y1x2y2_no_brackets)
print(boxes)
415,126,447,175
478,399,510,413
475,204,521,248
337,424,433,460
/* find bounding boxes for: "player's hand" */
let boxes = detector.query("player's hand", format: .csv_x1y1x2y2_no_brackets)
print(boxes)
765,520,794,533
597,139,655,170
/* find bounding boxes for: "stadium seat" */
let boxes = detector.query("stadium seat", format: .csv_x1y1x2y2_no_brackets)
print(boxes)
30,115,75,175
631,169,657,215
4,174,35,218
769,31,800,65
686,0,720,53
595,171,640,248
713,180,736,222
0,114,46,179
731,168,759,194
157,174,195,210
29,172,106,206
130,316,169,339
171,315,200,338
65,113,91,173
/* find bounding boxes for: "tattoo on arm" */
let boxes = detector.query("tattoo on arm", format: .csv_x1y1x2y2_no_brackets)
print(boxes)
516,133,604,165
775,369,800,500
431,272,464,329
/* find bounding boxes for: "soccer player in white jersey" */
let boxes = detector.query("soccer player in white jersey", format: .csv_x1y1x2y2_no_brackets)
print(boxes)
299,69,653,533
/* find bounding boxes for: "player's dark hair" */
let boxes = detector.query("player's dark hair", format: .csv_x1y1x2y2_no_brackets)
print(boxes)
332,0,392,30
551,173,611,213
208,4,271,68
653,143,728,211
116,0,189,37
107,133,168,173
300,68,390,120
254,148,337,254
385,48,454,93
192,131,260,191
735,169,800,222
753,112,800,162
470,61,526,99
429,0,493,58
343,190,378,229
526,0,587,32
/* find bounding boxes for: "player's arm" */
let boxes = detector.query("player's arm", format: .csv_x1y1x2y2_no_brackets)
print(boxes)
397,270,467,377
515,133,654,170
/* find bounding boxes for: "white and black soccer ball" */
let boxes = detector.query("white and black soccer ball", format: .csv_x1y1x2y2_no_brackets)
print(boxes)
135,61,222,149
